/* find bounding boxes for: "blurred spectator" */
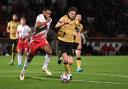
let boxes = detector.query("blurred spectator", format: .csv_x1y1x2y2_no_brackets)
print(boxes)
0,0,127,38
0,0,128,56
93,42,101,55
107,43,116,55
85,43,93,55
101,43,108,55
114,43,120,55
119,43,128,55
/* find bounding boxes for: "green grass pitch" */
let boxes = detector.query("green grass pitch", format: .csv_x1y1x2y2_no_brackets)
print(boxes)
0,56,128,89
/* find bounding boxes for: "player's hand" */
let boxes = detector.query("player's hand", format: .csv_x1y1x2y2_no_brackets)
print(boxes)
75,15,80,21
47,17,52,22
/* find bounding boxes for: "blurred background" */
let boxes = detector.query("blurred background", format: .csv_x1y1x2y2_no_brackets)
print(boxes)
0,0,128,56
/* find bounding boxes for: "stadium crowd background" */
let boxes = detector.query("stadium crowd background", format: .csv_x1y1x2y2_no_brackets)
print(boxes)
0,0,128,55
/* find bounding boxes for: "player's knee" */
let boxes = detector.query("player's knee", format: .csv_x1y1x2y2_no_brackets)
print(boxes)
76,51,81,57
63,57,68,63
69,60,73,65
47,50,52,55
17,49,22,54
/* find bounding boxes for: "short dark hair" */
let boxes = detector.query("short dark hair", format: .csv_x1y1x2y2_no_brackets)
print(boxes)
68,7,77,13
43,7,52,11
77,13,81,15
20,17,26,20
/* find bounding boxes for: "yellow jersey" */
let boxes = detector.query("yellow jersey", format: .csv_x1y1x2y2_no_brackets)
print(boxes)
7,20,19,39
74,23,83,43
58,15,79,43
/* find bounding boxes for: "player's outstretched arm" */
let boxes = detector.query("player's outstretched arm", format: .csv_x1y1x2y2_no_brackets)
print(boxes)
55,20,66,29
7,22,10,33
35,17,52,28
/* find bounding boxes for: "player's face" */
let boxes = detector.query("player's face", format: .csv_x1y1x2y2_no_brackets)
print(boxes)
44,10,52,18
68,11,76,20
20,19,26,25
12,14,18,21
76,14,82,21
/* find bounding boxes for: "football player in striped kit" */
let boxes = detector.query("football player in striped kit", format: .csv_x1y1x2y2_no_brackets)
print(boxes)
16,17,31,68
20,7,52,80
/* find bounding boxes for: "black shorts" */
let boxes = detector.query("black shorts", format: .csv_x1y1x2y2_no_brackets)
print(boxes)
73,42,79,50
10,39,18,52
58,40,74,56
10,39,17,45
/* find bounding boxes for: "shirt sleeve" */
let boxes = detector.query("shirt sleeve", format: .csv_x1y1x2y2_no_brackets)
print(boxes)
16,25,20,38
16,25,20,33
28,26,31,32
7,22,11,30
36,14,46,23
59,15,67,23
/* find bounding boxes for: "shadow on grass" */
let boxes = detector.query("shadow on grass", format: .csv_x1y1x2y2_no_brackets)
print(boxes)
17,75,60,81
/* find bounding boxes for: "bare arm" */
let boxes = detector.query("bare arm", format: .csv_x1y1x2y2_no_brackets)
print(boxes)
35,17,52,28
7,23,10,33
55,16,70,29
81,33,86,44
55,21,65,29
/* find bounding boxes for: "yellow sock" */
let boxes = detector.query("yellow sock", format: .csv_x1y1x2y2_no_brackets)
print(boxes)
11,52,15,61
11,43,16,61
76,58,81,68
64,64,71,74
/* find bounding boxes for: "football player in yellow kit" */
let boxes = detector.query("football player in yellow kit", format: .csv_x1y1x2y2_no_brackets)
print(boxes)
7,14,19,65
55,7,80,79
73,14,86,72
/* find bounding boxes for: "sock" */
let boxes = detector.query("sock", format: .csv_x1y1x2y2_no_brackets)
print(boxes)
42,54,51,69
11,43,15,61
68,65,71,74
64,64,71,74
64,64,68,73
22,56,32,72
17,53,22,65
22,59,30,72
76,58,81,69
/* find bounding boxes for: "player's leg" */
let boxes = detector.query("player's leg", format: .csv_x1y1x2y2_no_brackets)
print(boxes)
20,54,34,80
20,41,37,80
61,42,74,80
9,40,17,65
17,40,23,68
58,41,69,74
67,55,74,79
75,49,83,72
58,53,63,64
75,43,83,72
66,44,74,79
62,52,69,73
62,53,73,80
41,43,52,75
17,48,22,68
57,44,63,64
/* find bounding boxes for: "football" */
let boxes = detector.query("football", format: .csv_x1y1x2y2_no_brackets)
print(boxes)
60,73,70,83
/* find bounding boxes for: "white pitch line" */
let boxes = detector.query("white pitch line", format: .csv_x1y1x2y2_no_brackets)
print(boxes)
51,71,128,78
1,71,128,78
0,75,128,85
31,76,128,85
90,73,128,78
